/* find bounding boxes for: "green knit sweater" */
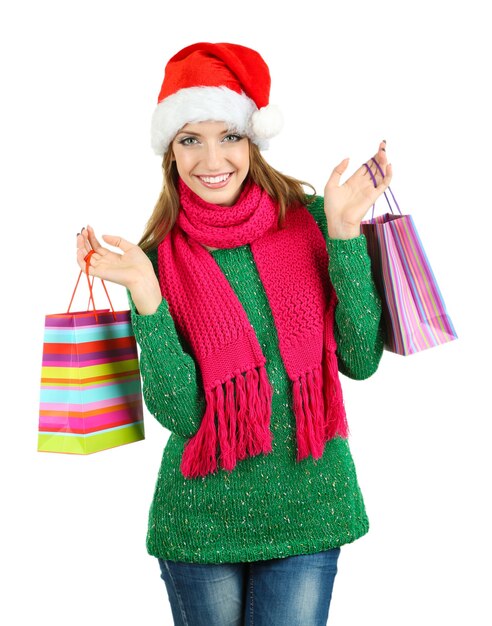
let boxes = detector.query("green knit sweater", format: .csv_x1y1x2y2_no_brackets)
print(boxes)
129,195,384,564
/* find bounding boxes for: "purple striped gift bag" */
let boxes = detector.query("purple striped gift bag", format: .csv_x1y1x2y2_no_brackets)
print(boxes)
360,161,457,355
38,264,145,454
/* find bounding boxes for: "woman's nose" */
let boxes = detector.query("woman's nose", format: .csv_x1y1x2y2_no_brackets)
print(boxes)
203,143,222,170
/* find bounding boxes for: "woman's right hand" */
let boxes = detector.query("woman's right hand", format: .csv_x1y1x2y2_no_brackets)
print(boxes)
76,225,162,315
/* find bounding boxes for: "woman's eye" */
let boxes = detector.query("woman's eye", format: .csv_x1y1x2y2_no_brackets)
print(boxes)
223,134,242,142
179,137,199,146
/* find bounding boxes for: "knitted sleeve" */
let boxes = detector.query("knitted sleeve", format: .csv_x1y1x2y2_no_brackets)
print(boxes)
305,195,384,380
127,249,204,438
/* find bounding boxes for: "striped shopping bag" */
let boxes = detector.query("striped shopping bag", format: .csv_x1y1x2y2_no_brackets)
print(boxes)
38,261,144,453
360,161,457,355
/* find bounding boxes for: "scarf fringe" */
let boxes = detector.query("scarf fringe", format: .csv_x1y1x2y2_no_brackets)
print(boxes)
293,353,348,462
180,366,273,478
293,368,325,461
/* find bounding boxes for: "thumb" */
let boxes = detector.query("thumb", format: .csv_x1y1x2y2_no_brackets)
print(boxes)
325,158,350,189
102,234,136,253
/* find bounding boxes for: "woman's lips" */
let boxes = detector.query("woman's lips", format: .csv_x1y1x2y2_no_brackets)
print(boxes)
195,172,233,189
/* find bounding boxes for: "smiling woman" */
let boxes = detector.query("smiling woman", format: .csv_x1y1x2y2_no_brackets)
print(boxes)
172,122,250,206
75,41,392,626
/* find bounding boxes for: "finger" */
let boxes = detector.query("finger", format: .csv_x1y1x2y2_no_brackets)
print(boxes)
371,154,392,185
76,245,89,272
76,247,102,274
86,225,106,254
368,160,393,190
363,162,378,188
382,162,393,187
359,160,378,181
102,234,136,253
370,157,385,181
76,244,86,272
360,141,388,179
79,227,94,255
325,158,350,188
76,232,84,251
361,160,388,190
77,231,92,255
370,163,393,200
376,140,388,166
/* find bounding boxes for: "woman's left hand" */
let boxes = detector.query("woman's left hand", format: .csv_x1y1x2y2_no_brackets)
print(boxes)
324,140,392,239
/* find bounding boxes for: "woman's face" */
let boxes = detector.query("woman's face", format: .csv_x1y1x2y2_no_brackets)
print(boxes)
171,120,250,206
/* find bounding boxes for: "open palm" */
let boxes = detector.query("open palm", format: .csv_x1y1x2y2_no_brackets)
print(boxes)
324,141,392,238
76,226,155,290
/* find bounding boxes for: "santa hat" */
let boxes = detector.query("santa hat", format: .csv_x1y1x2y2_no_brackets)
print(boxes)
151,42,283,155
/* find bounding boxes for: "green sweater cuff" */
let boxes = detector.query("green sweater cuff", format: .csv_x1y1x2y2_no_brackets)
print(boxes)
129,295,166,340
128,291,197,373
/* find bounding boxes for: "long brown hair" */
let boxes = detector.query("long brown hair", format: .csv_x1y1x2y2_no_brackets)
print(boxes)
138,141,316,253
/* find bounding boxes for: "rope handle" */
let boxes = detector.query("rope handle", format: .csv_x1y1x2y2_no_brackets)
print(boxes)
67,250,117,322
364,157,402,222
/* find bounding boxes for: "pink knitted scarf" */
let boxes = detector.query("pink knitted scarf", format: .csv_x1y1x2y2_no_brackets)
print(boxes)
158,178,347,479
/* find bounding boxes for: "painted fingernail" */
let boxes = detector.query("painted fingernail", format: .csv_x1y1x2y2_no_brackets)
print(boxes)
383,139,386,143
76,232,80,236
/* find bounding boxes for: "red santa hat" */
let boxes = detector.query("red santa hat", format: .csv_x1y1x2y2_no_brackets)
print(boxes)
151,42,283,155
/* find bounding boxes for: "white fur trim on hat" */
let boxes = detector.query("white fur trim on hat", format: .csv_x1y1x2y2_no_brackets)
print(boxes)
151,86,281,155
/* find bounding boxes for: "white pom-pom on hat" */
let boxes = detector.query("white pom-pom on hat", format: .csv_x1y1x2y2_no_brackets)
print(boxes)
251,104,284,139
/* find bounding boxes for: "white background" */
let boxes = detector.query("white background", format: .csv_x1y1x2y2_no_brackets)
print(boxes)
1,0,490,624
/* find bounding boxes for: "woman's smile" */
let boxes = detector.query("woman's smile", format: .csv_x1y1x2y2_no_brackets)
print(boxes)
195,172,234,189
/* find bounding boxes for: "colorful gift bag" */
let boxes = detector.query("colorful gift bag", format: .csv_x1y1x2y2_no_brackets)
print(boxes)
38,263,145,453
360,161,457,356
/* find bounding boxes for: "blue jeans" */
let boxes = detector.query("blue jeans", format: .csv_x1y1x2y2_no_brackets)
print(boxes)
158,547,340,626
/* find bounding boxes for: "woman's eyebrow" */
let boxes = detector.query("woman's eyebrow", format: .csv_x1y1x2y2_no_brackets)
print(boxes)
176,128,230,138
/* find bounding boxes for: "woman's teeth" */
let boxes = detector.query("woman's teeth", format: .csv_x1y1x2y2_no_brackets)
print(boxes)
199,173,231,183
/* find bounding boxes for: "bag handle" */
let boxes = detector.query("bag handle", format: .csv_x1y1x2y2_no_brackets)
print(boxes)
67,250,117,322
364,158,402,222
